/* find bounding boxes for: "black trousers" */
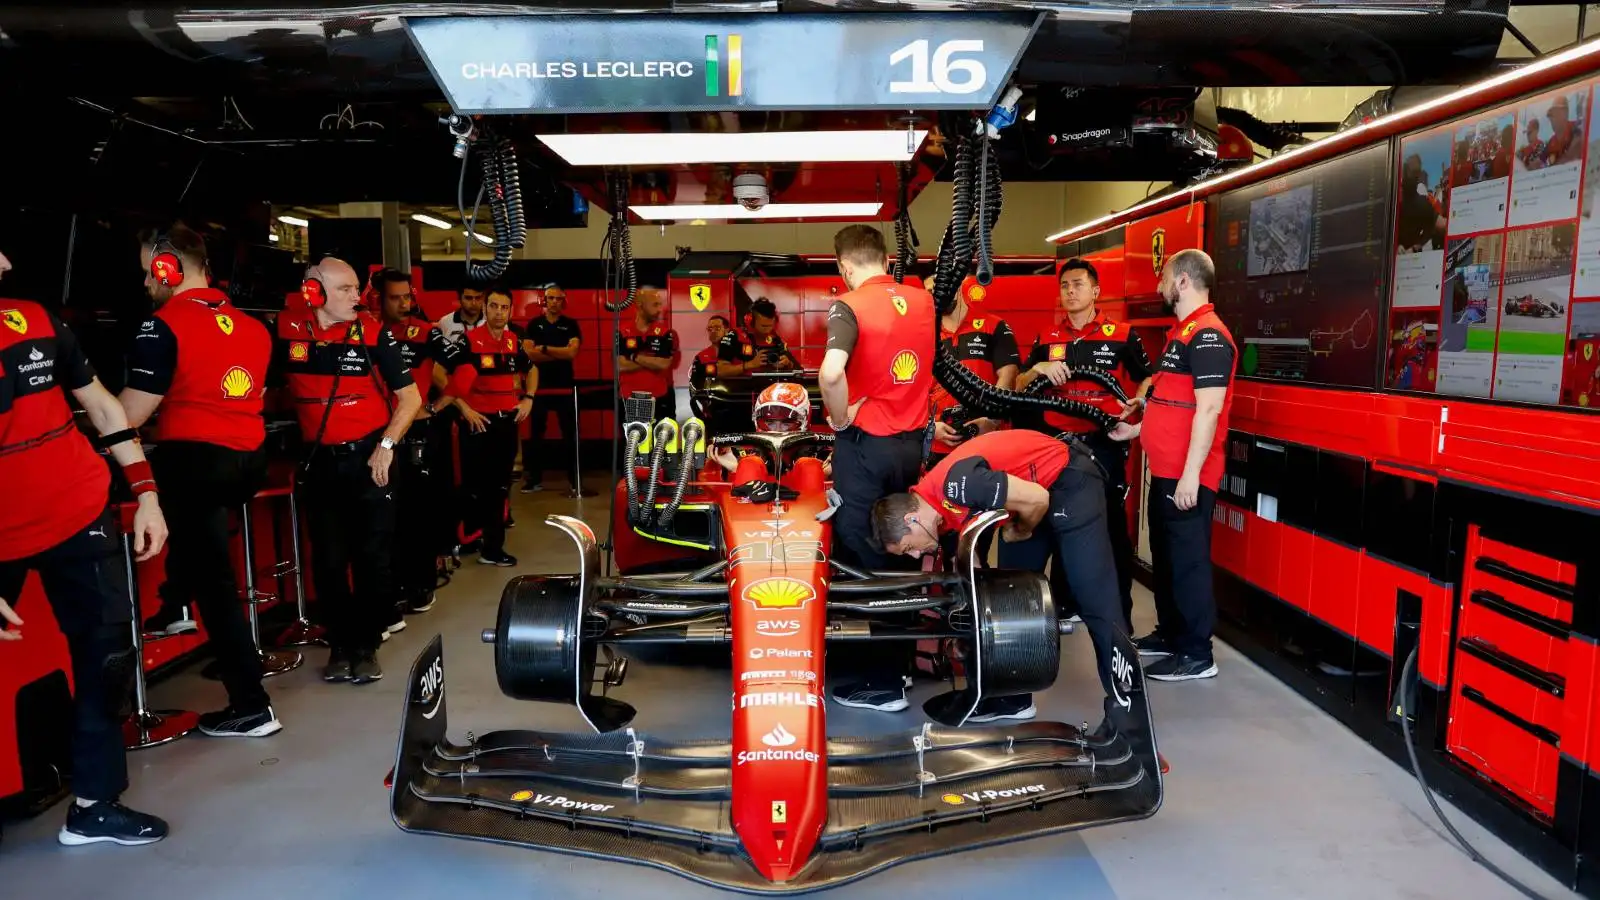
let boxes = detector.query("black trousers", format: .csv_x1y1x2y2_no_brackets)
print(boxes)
1049,435,1136,633
152,441,270,712
300,435,397,656
0,507,133,802
393,419,446,601
461,412,520,557
523,389,579,489
828,427,923,690
1147,477,1218,659
996,450,1128,701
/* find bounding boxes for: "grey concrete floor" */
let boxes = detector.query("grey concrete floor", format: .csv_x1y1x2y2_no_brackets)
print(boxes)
0,477,1582,899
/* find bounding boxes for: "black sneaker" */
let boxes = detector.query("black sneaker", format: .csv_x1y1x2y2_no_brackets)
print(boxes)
505,512,516,529
968,695,1037,723
198,706,282,738
1133,633,1176,658
323,652,353,683
59,800,168,847
141,605,197,638
350,654,383,685
1145,654,1218,682
405,591,437,614
519,482,545,494
478,551,518,567
829,677,910,712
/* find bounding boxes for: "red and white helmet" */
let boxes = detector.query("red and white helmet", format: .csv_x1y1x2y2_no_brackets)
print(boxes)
753,382,810,433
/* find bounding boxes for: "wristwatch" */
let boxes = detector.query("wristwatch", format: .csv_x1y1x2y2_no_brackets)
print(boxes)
380,437,396,450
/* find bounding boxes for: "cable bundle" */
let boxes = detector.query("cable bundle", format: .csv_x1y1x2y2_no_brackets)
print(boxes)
461,135,524,284
893,163,917,284
602,173,639,313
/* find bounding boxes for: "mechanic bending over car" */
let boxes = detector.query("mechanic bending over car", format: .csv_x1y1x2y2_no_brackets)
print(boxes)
0,247,174,846
870,429,1127,724
819,224,936,713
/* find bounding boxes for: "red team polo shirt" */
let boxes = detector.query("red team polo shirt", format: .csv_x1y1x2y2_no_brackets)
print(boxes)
615,317,680,399
931,310,1020,454
449,324,533,414
274,309,412,445
126,287,271,451
1025,312,1152,434
912,430,1071,534
386,315,461,398
1140,303,1236,490
0,300,111,560
830,275,935,436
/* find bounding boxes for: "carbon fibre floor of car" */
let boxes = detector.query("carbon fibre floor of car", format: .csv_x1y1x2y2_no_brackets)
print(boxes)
391,636,1163,894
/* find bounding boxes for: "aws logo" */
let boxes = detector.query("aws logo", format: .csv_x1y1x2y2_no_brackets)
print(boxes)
744,577,815,610
890,350,919,384
220,366,254,399
1151,227,1167,275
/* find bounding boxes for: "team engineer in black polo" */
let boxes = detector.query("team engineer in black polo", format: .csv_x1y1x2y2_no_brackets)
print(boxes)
717,298,798,377
273,257,422,685
520,283,587,496
1016,258,1153,629
929,280,1020,460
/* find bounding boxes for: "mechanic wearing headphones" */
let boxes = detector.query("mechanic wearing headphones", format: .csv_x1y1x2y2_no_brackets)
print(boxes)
690,315,730,421
870,429,1126,724
376,267,464,618
717,298,797,377
273,257,422,684
117,224,281,738
520,283,586,496
929,281,1020,461
819,224,935,713
1108,248,1234,682
1016,257,1152,631
446,286,535,568
0,248,173,845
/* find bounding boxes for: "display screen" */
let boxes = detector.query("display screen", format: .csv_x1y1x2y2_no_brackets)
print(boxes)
1387,77,1600,410
1210,143,1390,388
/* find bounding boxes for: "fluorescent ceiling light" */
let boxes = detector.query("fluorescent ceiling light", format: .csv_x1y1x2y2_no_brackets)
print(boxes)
277,215,309,227
1025,109,1036,122
1045,34,1600,244
267,233,279,242
464,230,494,245
632,203,883,221
412,213,454,230
539,130,927,166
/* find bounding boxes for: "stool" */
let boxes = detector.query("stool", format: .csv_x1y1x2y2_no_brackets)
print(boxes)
267,488,326,648
120,529,198,750
202,493,302,679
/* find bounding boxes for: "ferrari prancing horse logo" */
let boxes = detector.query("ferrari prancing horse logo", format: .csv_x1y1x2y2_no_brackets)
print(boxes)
891,294,908,316
215,314,234,336
1151,227,1167,275
689,283,712,312
2,309,26,335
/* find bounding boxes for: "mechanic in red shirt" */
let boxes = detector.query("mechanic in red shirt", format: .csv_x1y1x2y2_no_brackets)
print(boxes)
929,280,1020,460
689,314,730,422
273,256,422,685
1110,249,1234,682
614,285,681,447
0,248,173,846
717,298,798,378
1016,257,1153,630
870,430,1136,728
446,287,536,568
117,224,281,738
819,224,935,712
376,267,464,618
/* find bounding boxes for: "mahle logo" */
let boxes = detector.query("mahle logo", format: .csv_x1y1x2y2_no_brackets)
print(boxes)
704,34,745,97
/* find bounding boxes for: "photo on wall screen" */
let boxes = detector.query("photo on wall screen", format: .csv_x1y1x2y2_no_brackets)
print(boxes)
1392,128,1453,309
1435,233,1504,398
1211,142,1388,388
1508,85,1589,228
1446,112,1516,236
1386,311,1439,392
1572,83,1600,297
1564,300,1600,407
1493,223,1575,403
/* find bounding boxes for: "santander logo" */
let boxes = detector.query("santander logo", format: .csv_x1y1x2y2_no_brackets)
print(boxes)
762,723,797,748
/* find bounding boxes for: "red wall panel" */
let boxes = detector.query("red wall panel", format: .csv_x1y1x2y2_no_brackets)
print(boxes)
1277,526,1315,613
1124,203,1206,298
1309,539,1361,638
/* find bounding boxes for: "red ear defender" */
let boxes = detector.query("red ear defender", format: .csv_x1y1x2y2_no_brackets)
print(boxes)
301,277,327,308
148,233,184,287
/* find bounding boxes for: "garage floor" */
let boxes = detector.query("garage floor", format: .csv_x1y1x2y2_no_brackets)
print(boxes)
0,481,1581,899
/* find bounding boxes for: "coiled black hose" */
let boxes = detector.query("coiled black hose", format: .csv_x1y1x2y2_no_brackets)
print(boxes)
932,133,975,317
975,136,995,286
465,138,516,284
1021,364,1131,406
641,418,674,527
603,174,639,312
657,419,702,530
498,138,527,250
623,425,645,525
893,163,917,284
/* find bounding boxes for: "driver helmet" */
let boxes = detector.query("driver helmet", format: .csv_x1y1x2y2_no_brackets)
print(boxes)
753,382,810,433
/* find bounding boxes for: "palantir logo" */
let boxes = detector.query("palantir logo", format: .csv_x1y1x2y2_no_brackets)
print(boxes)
762,723,796,748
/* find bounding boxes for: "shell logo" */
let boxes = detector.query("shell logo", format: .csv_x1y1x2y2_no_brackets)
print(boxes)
1048,344,1066,361
511,789,534,802
289,342,309,362
968,284,986,302
892,294,908,316
890,350,919,384
940,793,965,806
2,309,26,335
220,366,254,399
215,314,234,336
744,577,815,610
481,354,495,369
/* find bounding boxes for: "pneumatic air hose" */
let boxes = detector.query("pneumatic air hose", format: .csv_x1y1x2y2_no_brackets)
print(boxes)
463,135,522,284
623,424,647,525
641,418,675,527
658,419,702,531
603,174,639,312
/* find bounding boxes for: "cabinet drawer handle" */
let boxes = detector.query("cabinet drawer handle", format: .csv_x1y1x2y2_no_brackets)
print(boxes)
1457,637,1564,697
1460,686,1559,747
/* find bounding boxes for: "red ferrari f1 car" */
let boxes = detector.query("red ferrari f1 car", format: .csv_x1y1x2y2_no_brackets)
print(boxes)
390,389,1163,894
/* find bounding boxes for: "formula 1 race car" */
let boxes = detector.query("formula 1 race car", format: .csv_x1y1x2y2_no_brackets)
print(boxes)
1504,294,1564,318
390,391,1162,894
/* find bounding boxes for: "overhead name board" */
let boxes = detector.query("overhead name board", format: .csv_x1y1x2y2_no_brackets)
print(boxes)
405,13,1042,115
